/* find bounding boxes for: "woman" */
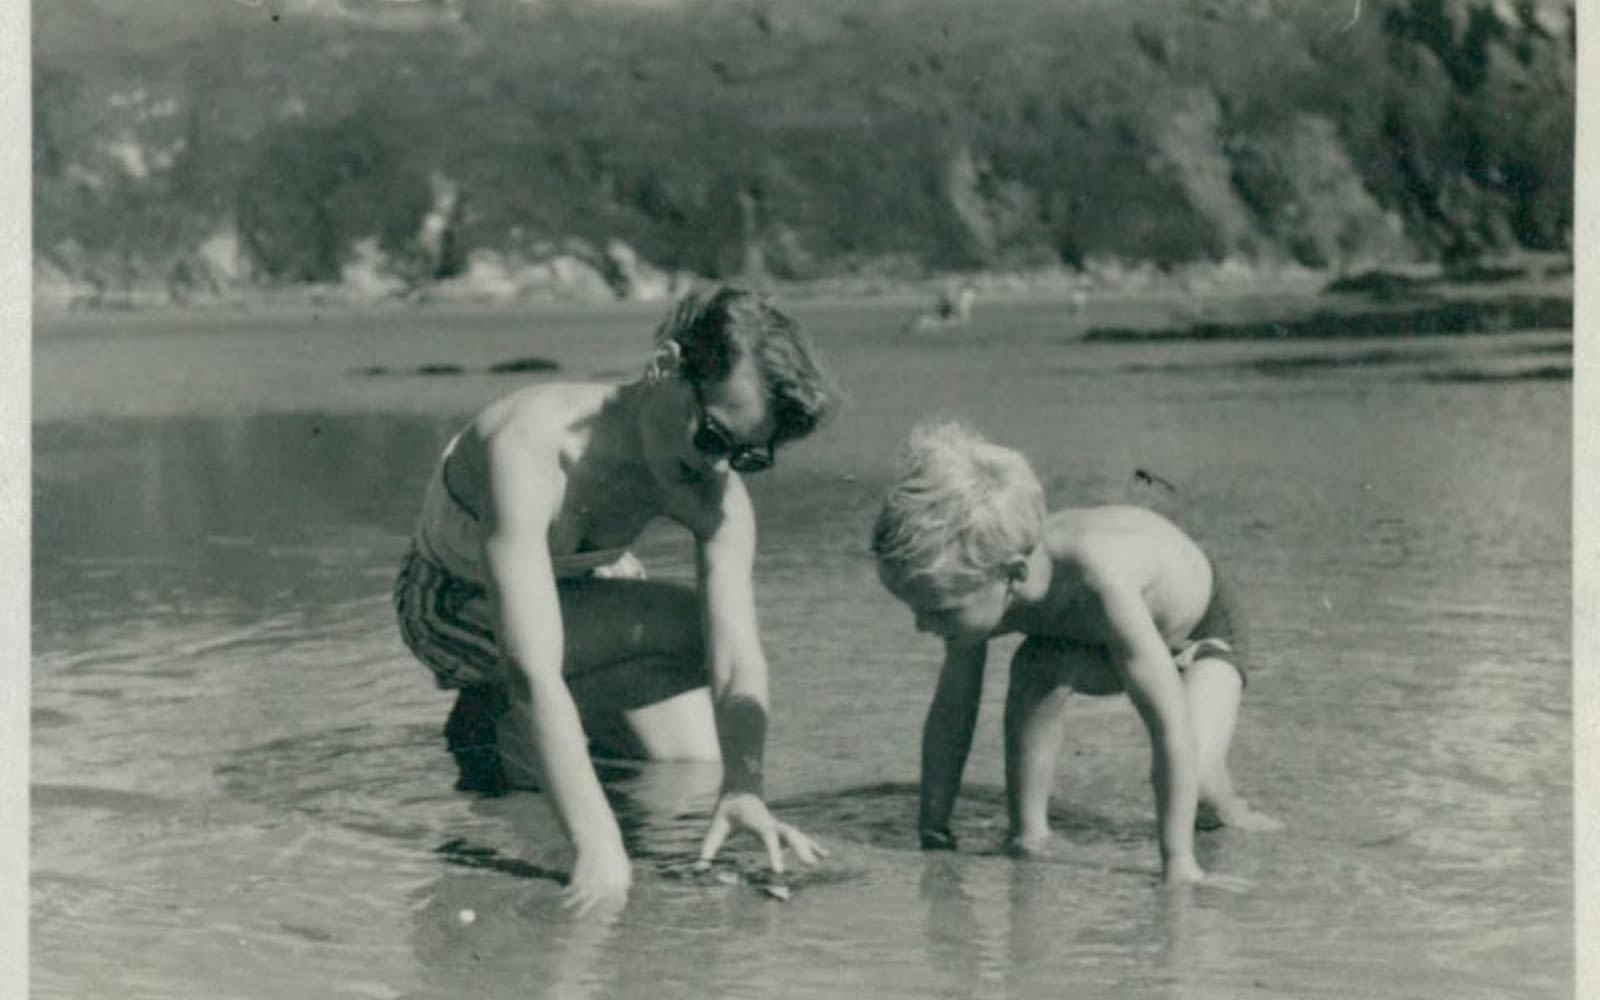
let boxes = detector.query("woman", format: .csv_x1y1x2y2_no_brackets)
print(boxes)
394,286,837,913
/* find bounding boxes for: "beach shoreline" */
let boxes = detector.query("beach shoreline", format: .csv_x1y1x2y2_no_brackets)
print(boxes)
30,250,1574,338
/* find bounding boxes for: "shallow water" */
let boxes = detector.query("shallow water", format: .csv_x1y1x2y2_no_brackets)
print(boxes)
32,299,1572,999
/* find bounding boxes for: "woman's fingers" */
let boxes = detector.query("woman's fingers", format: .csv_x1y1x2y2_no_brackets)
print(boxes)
761,828,786,875
698,810,732,865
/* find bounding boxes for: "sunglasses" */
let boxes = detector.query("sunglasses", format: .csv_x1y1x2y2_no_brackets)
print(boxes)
691,385,775,474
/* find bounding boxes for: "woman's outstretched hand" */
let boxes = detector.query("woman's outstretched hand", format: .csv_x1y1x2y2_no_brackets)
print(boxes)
697,792,828,875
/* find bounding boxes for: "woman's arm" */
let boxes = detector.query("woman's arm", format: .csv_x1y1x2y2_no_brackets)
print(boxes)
481,429,631,908
694,477,769,794
692,476,825,872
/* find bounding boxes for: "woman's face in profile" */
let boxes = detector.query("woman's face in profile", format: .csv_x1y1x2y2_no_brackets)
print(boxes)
644,352,778,491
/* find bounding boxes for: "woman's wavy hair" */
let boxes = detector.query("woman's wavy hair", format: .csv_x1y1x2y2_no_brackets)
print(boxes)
653,285,840,445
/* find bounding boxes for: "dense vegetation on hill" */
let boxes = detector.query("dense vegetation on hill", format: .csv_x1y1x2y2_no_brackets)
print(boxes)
32,0,1575,306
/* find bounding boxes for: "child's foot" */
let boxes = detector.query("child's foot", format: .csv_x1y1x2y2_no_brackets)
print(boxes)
1003,829,1063,859
1162,854,1207,885
1202,797,1283,832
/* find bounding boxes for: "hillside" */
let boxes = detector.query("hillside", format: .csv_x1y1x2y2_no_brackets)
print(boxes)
32,0,1576,308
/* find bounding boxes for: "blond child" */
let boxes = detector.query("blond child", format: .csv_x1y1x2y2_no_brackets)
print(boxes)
871,421,1280,883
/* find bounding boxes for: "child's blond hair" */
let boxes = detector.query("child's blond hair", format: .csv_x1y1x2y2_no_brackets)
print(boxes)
871,421,1046,594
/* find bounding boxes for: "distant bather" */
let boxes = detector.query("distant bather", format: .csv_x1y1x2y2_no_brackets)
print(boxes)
905,285,976,333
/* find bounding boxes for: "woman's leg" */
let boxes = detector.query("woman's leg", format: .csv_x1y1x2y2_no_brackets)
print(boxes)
393,547,514,792
554,576,720,762
404,565,720,789
445,686,511,794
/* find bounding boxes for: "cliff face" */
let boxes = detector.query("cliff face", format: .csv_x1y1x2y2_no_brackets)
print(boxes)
32,0,1574,307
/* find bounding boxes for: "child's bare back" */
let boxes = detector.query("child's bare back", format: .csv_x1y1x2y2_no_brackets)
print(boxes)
1019,505,1219,651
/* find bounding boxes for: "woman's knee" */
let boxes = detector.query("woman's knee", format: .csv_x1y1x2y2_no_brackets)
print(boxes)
579,688,720,762
623,689,722,762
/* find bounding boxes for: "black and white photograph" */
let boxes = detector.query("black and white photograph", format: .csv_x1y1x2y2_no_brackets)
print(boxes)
13,1,1591,997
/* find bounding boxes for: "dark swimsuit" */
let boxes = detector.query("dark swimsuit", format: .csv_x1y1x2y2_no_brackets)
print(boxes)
1171,555,1250,687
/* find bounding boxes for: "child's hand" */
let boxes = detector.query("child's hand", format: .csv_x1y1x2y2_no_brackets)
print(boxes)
1162,854,1207,885
919,828,959,851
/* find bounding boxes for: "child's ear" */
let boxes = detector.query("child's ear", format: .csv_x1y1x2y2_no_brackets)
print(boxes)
1003,556,1029,584
646,340,684,384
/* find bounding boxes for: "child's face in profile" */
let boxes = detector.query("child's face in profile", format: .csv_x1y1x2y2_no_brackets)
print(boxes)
883,568,1011,642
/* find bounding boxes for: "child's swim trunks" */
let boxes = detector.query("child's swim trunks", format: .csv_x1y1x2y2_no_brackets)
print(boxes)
1170,556,1250,687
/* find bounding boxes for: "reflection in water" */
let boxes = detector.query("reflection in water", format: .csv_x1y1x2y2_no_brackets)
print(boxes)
407,766,810,1000
910,844,1262,1000
917,858,984,994
33,413,462,650
604,761,723,863
408,766,721,1000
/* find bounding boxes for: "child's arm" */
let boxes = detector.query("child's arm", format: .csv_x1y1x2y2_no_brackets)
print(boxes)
1088,567,1204,882
918,640,988,849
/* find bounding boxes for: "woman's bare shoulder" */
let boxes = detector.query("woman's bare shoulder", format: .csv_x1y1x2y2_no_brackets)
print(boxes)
468,381,614,446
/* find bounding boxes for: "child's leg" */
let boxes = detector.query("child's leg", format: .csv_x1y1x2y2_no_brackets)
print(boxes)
1183,657,1241,816
1182,656,1281,831
1004,638,1120,848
